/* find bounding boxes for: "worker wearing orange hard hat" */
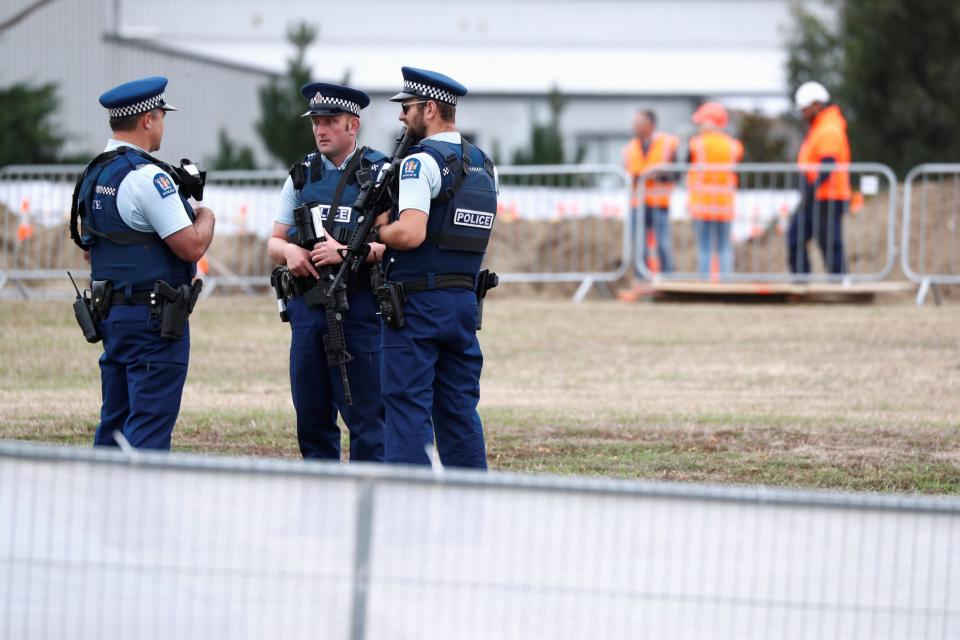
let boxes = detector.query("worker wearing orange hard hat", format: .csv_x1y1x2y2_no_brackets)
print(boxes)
687,102,743,279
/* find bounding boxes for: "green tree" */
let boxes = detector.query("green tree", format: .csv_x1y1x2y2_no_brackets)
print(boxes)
206,128,256,170
785,1,843,95
255,22,317,167
511,86,585,165
0,83,64,166
786,0,960,174
736,111,793,162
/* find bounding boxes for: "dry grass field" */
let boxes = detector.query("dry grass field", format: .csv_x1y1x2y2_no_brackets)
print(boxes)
1,295,959,494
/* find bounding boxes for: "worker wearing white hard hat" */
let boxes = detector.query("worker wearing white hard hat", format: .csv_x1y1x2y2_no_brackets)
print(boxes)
794,81,831,112
788,81,852,275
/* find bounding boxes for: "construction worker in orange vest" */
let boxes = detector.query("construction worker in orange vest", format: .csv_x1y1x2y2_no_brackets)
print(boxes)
687,102,743,279
789,81,851,275
622,110,678,276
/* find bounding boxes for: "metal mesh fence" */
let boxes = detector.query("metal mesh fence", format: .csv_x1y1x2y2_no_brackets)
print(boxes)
0,164,631,300
635,163,898,283
902,164,960,303
2,442,957,639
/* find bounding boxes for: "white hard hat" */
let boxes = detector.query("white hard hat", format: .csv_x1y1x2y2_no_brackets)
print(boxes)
794,81,830,110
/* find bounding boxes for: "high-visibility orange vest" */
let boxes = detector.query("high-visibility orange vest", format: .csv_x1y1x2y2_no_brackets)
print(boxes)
623,132,679,208
797,104,851,201
687,130,743,222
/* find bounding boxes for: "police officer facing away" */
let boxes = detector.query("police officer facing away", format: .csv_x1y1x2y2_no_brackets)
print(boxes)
73,76,215,450
373,67,498,469
267,83,388,462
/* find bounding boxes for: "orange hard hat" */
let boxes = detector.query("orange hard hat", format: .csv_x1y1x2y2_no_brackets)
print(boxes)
692,102,728,128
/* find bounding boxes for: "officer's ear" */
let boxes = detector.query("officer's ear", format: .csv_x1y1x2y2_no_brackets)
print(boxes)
347,115,360,135
141,109,160,131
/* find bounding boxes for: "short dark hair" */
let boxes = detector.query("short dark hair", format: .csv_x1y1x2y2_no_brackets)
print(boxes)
437,101,456,123
640,109,657,126
109,109,153,132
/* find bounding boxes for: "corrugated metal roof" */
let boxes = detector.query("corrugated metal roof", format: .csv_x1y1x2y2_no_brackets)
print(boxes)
128,40,788,96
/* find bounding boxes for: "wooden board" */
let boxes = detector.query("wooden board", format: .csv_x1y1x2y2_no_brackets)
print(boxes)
645,280,917,304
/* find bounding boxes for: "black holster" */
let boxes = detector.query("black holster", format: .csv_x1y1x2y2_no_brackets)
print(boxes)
475,269,498,330
150,279,202,339
371,268,405,329
91,280,113,321
270,267,291,322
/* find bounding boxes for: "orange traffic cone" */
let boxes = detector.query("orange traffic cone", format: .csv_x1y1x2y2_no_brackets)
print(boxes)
17,198,34,242
17,221,34,242
645,229,661,274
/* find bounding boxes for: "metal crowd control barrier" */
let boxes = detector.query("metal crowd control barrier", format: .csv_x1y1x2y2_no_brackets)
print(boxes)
0,164,88,299
634,163,898,284
491,164,632,301
1,441,958,639
0,164,631,301
901,164,960,305
200,169,286,296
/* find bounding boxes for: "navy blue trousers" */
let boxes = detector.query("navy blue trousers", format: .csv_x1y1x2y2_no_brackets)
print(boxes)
787,199,848,275
287,290,385,462
93,304,189,450
381,289,486,469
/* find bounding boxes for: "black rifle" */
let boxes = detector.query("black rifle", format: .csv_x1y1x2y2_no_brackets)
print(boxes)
326,127,415,297
291,203,354,405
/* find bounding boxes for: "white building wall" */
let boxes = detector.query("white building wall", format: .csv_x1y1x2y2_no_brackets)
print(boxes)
2,0,815,168
1,0,275,165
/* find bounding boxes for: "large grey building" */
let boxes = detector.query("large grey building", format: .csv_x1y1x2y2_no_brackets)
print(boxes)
1,0,816,167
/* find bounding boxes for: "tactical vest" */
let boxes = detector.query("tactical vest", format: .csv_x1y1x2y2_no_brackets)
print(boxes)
71,146,196,292
289,147,388,286
384,137,497,281
687,130,744,222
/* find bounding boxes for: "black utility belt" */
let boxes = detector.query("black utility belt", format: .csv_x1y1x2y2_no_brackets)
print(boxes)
109,290,154,305
73,277,201,343
394,274,476,296
374,272,498,332
375,274,473,332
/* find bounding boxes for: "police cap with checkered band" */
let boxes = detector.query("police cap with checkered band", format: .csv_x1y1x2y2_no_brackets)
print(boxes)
98,76,178,119
300,82,370,117
390,67,468,106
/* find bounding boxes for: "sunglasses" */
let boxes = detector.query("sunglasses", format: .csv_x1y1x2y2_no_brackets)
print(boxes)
401,100,430,114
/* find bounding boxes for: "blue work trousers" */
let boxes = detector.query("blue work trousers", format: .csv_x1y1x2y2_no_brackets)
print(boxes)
787,199,848,275
381,289,486,469
93,304,189,450
640,205,675,274
693,219,733,277
287,290,385,462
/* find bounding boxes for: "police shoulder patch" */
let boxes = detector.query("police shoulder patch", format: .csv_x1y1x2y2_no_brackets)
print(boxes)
401,157,421,180
153,173,177,198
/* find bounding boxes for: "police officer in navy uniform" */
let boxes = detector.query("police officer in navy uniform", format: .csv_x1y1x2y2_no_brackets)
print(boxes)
267,82,388,462
73,76,215,450
373,67,498,469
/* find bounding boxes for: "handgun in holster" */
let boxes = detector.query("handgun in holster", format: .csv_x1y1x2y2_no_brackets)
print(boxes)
270,266,291,322
150,279,203,339
475,269,499,330
370,267,405,329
